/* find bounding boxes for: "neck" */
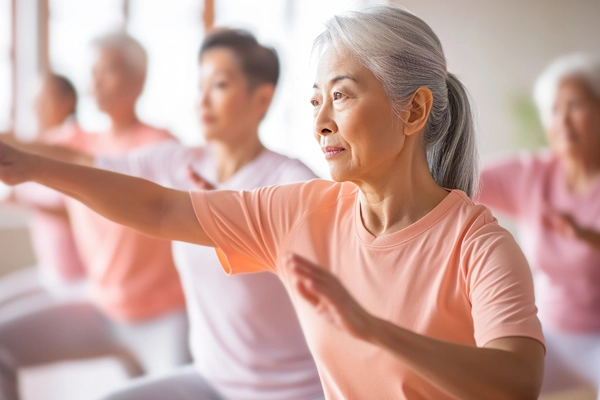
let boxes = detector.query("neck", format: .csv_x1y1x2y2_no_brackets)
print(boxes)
109,107,140,135
39,116,69,135
562,155,600,194
354,143,448,237
212,130,264,183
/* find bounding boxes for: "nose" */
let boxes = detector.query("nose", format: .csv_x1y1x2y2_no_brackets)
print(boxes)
314,101,337,138
198,87,210,110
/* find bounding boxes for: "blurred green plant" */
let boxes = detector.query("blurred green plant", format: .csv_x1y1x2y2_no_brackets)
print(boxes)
509,94,547,150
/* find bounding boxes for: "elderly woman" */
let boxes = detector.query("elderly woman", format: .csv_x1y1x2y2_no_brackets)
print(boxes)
479,54,600,396
0,73,86,321
0,5,545,399
0,32,191,400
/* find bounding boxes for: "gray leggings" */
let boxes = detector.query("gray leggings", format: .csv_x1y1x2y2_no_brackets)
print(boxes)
101,366,223,400
0,301,190,400
101,366,327,400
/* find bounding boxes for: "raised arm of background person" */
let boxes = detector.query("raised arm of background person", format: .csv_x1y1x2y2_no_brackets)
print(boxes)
0,140,213,246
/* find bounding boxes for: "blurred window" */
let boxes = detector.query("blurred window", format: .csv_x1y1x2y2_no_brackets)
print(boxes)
0,0,11,130
128,0,203,144
48,0,124,131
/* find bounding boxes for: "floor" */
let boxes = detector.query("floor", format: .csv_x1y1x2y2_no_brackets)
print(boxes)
19,358,132,400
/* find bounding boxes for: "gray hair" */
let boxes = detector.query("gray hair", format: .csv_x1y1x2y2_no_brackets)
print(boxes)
314,5,478,197
534,53,600,128
92,31,148,78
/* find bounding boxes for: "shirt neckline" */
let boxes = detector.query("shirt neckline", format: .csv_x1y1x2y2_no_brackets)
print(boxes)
354,190,464,247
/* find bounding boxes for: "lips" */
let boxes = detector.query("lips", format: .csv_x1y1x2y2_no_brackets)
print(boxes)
322,146,346,159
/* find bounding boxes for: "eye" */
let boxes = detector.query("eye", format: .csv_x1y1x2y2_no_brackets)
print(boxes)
310,98,320,107
333,91,344,100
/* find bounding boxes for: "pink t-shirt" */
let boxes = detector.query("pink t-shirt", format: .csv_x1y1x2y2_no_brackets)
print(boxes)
479,151,600,333
190,180,545,400
12,121,86,283
66,123,185,321
96,141,323,400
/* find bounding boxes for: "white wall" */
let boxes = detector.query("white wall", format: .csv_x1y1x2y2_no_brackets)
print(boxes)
391,0,600,160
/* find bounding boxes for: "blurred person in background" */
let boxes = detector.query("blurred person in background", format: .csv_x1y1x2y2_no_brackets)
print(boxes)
0,32,189,400
8,28,324,400
96,28,323,400
478,53,600,397
0,6,546,399
0,73,86,322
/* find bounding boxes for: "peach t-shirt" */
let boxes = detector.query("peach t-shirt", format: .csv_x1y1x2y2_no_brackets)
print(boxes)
190,180,545,399
67,123,185,321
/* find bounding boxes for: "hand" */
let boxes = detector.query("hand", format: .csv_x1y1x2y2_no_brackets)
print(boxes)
543,208,581,240
187,164,215,190
286,252,377,340
0,140,38,186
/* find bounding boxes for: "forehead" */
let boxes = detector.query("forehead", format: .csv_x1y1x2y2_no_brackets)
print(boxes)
314,46,369,86
94,48,128,70
557,76,596,99
200,47,244,77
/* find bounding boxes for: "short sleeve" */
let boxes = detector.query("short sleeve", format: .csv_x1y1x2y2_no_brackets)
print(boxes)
189,180,343,276
463,214,545,349
477,153,538,217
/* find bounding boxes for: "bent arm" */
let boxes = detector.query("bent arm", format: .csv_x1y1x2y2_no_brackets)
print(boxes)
288,253,544,400
369,320,544,400
0,141,214,246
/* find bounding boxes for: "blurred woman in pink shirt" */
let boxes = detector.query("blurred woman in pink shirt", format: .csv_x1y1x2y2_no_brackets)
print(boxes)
0,5,546,399
479,54,600,397
0,33,189,400
0,73,86,321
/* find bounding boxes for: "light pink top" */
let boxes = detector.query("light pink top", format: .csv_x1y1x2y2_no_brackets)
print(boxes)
190,180,544,400
479,151,600,333
96,141,323,400
66,123,185,321
12,121,86,283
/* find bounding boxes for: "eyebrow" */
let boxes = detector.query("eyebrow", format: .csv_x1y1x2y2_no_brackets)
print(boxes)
313,75,358,89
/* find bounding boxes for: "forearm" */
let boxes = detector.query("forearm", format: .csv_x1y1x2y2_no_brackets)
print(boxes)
579,229,600,252
31,154,175,240
367,318,541,400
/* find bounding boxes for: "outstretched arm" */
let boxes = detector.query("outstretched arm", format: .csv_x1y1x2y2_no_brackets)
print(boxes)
0,140,214,246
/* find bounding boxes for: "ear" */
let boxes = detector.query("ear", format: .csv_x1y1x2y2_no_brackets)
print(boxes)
399,87,433,137
252,84,276,120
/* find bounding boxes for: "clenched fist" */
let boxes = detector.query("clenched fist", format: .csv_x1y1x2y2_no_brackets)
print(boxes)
0,140,38,186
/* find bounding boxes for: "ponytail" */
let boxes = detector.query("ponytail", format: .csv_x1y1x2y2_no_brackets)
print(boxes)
427,73,478,198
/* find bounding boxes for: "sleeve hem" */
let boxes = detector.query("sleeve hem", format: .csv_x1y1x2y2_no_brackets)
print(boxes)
189,190,235,274
477,324,546,353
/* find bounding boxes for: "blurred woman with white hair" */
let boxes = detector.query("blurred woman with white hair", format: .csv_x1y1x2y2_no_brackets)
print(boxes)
479,53,600,396
0,32,190,400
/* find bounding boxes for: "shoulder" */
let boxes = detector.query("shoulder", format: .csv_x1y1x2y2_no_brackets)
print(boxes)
137,124,178,143
450,191,525,261
484,149,556,176
260,150,318,183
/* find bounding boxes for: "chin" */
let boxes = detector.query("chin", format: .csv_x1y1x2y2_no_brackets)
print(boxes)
328,166,353,183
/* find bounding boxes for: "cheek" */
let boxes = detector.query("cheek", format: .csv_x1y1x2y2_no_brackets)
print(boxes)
342,112,402,161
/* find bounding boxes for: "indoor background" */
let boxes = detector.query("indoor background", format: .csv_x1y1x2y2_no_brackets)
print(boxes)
0,0,598,399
